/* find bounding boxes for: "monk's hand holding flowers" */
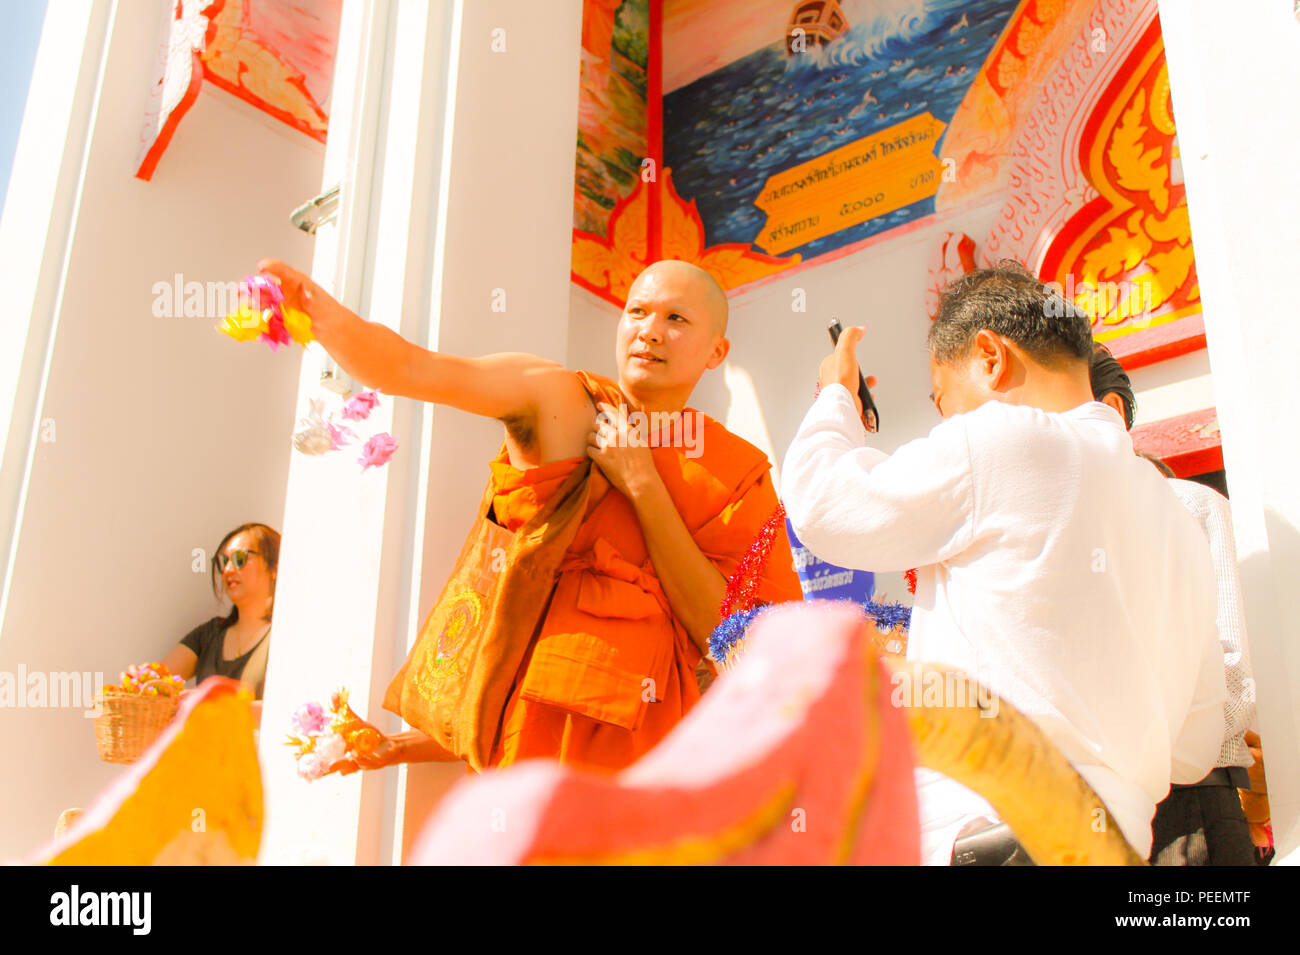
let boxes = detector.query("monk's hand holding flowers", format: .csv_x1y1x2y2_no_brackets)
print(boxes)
257,258,352,347
330,719,403,776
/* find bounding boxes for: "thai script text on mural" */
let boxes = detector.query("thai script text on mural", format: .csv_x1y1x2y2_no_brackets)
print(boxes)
757,121,942,206
754,113,947,255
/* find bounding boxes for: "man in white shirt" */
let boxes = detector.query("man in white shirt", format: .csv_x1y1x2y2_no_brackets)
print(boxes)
781,262,1226,864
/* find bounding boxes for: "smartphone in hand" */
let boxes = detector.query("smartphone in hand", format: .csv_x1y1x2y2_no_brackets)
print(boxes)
827,319,879,432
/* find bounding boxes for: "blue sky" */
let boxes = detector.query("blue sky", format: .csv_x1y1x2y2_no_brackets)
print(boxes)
0,1,51,216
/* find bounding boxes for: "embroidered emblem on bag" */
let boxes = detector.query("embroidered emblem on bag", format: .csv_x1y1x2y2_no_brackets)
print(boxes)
414,590,486,703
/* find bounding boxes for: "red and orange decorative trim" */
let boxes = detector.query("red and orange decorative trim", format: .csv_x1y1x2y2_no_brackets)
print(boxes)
1040,17,1203,368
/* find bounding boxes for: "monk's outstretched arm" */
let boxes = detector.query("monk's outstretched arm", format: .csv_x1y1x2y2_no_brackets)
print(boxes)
257,259,574,420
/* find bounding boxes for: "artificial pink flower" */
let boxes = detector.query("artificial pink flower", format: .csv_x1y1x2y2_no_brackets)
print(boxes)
358,432,398,470
260,309,293,351
241,274,284,312
292,701,328,735
326,420,357,451
296,752,326,781
341,390,381,422
314,733,347,767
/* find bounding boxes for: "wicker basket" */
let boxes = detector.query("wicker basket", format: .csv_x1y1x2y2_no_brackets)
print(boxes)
94,690,181,764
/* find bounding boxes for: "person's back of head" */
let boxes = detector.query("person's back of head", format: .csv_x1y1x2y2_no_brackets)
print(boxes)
1089,342,1136,429
1137,449,1175,478
927,260,1096,418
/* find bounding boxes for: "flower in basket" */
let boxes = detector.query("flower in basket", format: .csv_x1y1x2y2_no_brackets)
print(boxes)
286,689,384,782
95,662,186,766
108,662,185,697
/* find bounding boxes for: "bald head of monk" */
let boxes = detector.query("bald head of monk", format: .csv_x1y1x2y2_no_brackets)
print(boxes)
615,260,730,411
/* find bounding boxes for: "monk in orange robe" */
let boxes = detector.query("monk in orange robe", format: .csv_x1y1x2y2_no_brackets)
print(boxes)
257,258,802,774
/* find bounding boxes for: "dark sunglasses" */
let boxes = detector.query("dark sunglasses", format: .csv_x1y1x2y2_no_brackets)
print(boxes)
217,549,259,572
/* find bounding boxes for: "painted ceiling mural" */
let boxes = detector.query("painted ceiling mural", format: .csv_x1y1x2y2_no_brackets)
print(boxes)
976,0,1202,365
137,0,340,181
570,0,1203,369
1036,16,1201,363
131,0,1201,369
571,0,802,306
663,0,1020,260
574,0,650,237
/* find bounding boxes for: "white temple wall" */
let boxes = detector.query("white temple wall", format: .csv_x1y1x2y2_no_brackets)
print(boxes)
1159,0,1300,861
0,1,322,858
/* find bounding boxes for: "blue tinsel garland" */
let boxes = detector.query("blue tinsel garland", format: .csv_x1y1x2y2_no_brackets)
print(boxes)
708,597,913,665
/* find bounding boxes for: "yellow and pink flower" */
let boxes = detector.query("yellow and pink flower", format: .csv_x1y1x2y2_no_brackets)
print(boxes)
218,273,314,349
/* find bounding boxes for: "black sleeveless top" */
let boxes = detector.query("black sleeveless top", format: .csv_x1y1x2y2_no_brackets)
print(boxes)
179,616,271,699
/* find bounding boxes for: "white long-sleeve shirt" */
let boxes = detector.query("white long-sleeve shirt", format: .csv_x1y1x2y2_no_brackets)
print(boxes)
781,385,1226,862
1168,479,1255,770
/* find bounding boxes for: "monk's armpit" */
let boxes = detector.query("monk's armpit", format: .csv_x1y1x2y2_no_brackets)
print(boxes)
499,407,538,452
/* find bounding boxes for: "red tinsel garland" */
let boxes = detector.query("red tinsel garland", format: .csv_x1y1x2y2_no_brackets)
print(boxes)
904,567,917,595
720,503,786,619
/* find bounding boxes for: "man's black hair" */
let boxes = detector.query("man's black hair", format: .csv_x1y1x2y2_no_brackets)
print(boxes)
929,260,1094,367
1089,342,1136,429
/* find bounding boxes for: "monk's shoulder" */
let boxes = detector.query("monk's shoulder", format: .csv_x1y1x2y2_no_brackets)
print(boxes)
545,366,599,413
572,369,622,407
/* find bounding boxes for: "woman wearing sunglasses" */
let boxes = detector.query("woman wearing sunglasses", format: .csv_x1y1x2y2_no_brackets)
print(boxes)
160,523,280,712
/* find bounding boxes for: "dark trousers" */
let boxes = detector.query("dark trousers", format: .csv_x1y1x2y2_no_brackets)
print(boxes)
1149,771,1255,866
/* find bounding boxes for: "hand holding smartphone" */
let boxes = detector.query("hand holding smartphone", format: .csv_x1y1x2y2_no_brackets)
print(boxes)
827,319,879,432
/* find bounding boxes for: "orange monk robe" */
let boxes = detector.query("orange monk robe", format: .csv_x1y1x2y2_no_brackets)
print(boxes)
484,372,803,773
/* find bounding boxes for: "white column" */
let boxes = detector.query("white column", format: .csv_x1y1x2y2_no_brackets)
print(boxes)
1159,0,1300,862
258,0,457,865
258,0,583,864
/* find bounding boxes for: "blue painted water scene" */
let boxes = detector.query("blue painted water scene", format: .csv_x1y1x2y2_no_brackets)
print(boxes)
664,0,1020,261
